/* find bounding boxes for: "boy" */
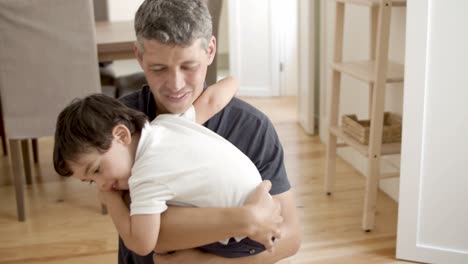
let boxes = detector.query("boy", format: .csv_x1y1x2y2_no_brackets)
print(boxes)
53,78,282,257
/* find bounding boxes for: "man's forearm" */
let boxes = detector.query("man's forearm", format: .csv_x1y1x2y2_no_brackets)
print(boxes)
121,191,255,252
154,180,283,253
154,213,300,264
155,206,254,252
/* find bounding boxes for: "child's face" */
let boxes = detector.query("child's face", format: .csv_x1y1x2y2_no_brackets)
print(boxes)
69,138,133,191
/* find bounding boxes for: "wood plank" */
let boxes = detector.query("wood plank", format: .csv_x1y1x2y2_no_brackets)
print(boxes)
381,172,400,179
332,60,404,84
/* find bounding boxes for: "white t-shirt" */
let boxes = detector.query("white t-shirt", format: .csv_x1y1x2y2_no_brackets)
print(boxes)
129,106,262,244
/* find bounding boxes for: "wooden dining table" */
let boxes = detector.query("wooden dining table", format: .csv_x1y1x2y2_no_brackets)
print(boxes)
95,20,136,62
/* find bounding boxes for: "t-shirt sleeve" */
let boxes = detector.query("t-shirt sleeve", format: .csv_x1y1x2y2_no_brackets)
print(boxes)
249,120,290,195
129,177,175,216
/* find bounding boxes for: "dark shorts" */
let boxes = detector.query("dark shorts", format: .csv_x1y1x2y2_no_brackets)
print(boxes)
198,237,266,258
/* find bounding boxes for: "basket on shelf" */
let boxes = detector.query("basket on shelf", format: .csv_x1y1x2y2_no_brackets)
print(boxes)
341,112,402,145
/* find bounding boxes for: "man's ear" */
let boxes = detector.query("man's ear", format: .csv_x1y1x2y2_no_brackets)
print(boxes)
206,36,216,65
112,125,132,145
134,42,144,69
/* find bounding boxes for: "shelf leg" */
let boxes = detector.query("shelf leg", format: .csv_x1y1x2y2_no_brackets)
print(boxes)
362,0,392,231
368,6,378,118
325,1,345,195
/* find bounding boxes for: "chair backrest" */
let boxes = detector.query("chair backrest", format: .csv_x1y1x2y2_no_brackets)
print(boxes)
0,0,101,139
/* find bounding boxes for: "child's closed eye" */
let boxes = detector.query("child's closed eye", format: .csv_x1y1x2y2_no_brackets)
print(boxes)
81,179,95,185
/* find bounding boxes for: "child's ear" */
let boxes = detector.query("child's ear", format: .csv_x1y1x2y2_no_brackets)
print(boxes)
112,125,132,145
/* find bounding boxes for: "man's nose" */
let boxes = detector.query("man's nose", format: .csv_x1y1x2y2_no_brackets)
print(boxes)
166,70,185,92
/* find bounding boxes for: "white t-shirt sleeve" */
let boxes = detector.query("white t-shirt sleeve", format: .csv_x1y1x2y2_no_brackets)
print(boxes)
129,177,174,216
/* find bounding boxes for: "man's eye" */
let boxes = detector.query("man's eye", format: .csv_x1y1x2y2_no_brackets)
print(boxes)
94,167,100,174
184,65,199,71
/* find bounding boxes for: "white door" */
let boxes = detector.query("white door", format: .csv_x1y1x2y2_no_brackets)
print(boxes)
396,1,468,263
228,0,298,97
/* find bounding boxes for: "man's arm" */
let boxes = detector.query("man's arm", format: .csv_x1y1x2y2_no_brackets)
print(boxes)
193,76,238,124
154,180,284,253
100,191,161,256
155,190,301,264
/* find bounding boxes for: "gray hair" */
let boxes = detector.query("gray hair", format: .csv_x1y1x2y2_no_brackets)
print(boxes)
134,0,212,53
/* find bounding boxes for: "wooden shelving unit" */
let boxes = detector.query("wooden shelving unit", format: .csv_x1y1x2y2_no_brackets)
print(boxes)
324,0,406,231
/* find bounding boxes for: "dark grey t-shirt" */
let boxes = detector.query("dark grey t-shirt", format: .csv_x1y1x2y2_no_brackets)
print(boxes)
118,85,290,262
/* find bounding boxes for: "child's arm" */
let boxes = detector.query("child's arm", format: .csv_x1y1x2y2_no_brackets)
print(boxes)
100,191,160,256
193,76,238,124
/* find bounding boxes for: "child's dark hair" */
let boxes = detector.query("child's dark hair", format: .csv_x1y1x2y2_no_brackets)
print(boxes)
53,94,147,177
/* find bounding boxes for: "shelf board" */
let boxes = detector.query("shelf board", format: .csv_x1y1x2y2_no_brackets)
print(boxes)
332,60,404,84
329,126,401,156
335,0,407,7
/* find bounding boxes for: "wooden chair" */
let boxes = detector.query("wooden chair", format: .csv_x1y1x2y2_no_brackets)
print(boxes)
0,0,101,221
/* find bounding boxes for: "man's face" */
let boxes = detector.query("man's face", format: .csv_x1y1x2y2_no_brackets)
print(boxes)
135,37,216,115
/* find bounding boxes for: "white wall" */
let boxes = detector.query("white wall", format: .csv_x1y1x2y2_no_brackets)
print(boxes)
108,0,143,21
319,1,406,201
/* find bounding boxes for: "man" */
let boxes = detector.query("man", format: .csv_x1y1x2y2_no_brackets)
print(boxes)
118,0,301,263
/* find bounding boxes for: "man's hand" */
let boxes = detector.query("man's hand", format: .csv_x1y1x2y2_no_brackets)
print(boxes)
243,180,283,252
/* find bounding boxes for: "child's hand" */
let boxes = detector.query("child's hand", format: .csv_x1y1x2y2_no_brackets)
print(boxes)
243,180,283,252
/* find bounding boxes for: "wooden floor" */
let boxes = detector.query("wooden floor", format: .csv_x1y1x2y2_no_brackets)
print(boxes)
0,97,412,263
